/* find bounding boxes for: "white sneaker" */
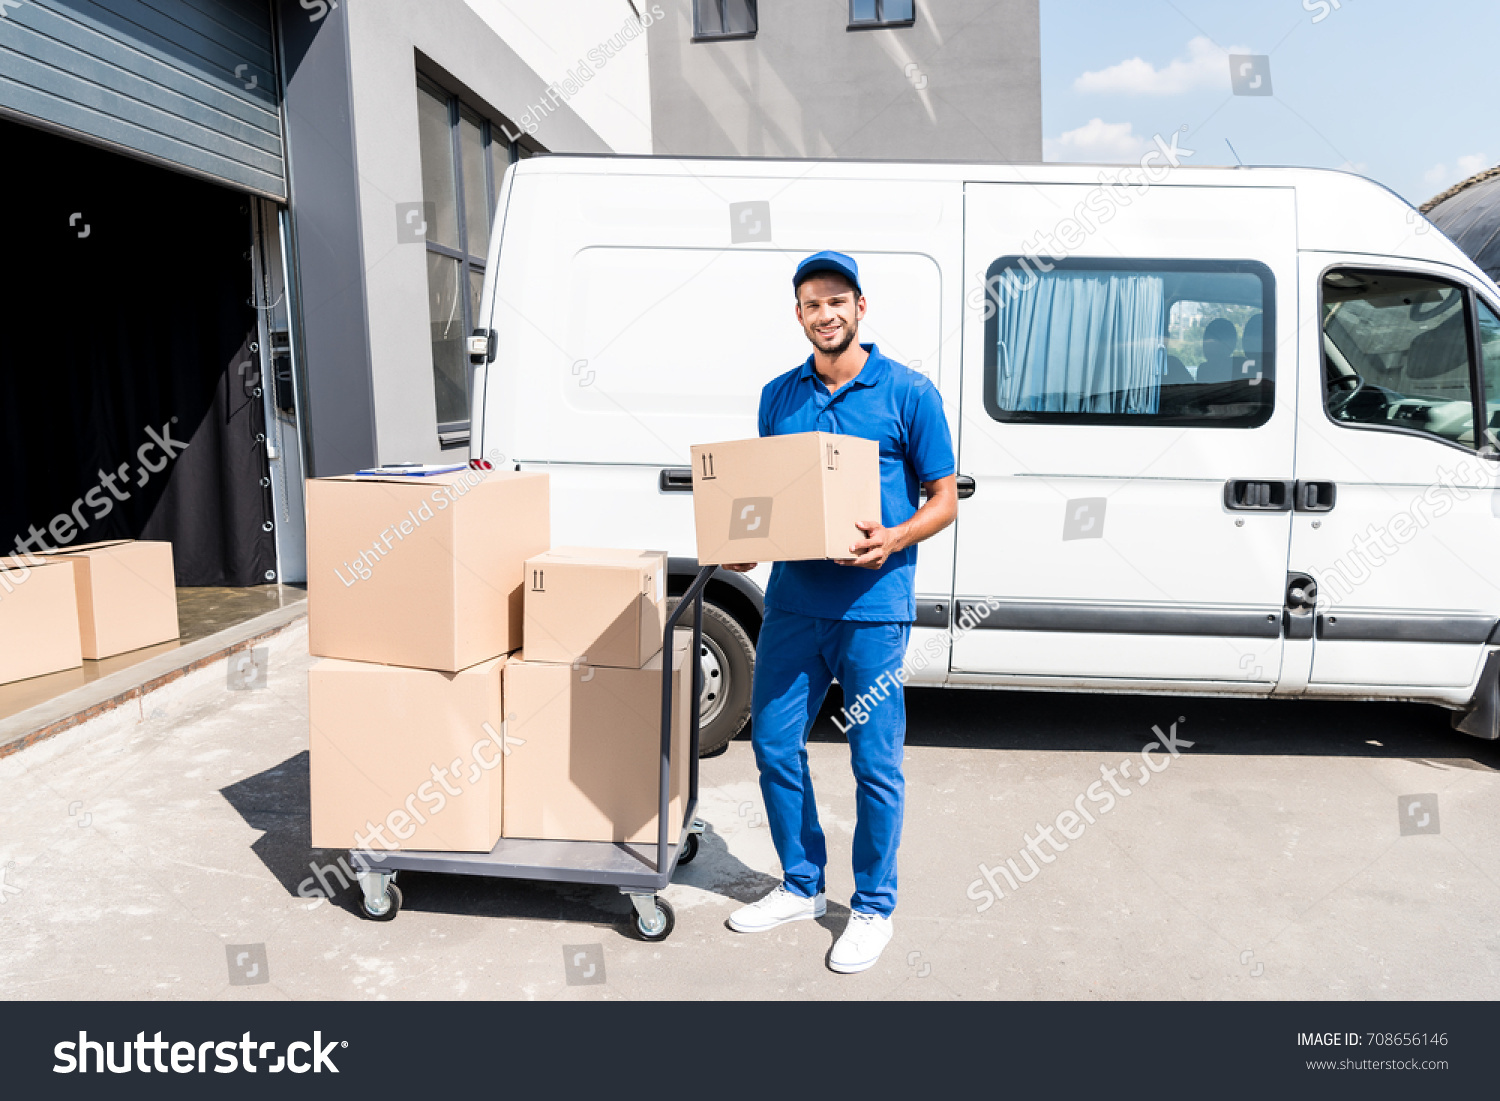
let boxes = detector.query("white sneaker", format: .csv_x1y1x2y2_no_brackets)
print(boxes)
727,885,827,933
828,911,894,973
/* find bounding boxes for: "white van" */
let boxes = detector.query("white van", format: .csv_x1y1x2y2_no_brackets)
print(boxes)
468,155,1500,756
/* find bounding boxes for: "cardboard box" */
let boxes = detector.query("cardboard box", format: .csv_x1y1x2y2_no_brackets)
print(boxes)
523,547,667,669
309,655,508,853
0,557,84,684
39,540,179,660
306,469,549,671
503,629,692,844
690,431,880,565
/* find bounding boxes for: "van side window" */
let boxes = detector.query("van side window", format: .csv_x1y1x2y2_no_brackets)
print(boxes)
982,259,1274,427
1321,268,1479,449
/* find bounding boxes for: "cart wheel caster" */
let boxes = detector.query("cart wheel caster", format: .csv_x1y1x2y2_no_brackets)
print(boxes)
360,881,402,922
678,832,700,866
629,897,675,941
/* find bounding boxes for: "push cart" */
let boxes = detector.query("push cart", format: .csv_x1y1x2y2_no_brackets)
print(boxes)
349,565,716,941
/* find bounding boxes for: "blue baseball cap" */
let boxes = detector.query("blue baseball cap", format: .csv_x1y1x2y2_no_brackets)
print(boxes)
793,250,861,296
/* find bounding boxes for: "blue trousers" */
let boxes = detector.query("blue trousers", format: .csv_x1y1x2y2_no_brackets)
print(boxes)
750,607,911,917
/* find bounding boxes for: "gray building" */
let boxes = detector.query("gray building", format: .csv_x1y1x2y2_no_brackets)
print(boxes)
648,0,1041,161
0,0,1040,595
0,0,614,588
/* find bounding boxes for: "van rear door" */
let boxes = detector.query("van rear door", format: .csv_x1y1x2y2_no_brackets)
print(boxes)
950,182,1297,689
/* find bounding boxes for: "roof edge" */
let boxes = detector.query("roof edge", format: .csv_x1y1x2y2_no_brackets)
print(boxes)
1421,164,1500,214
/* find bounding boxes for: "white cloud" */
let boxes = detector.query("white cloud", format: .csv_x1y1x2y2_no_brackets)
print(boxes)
1074,36,1245,97
1457,153,1491,178
1044,118,1148,163
1424,154,1492,192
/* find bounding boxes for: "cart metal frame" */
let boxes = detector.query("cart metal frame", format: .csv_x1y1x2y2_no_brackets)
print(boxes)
349,564,716,939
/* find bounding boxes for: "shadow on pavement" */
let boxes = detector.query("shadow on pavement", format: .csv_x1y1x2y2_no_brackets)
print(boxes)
220,752,777,930
740,685,1500,772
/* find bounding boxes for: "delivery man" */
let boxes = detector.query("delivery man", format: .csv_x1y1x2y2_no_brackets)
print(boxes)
722,251,958,973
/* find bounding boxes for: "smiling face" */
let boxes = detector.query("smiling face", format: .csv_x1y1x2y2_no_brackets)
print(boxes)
796,273,866,357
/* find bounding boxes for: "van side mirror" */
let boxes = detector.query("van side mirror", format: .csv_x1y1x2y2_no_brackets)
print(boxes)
467,329,497,365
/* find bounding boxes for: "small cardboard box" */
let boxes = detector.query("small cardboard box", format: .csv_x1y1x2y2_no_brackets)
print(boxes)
309,655,508,853
690,431,881,565
40,540,179,660
503,630,692,844
0,557,84,684
306,469,549,671
523,547,667,669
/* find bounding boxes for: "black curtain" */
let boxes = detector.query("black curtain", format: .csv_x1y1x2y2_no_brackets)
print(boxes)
0,118,276,586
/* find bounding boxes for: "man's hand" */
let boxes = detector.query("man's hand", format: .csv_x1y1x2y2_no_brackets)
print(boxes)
838,475,959,570
720,563,757,573
840,520,905,570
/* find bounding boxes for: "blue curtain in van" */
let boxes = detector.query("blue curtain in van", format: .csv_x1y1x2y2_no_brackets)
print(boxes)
996,272,1166,414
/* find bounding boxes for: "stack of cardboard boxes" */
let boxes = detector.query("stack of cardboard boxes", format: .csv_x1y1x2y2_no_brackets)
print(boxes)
306,470,692,855
0,540,180,686
505,547,691,844
306,469,548,854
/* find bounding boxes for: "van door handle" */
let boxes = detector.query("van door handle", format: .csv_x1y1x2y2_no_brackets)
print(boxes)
920,474,975,501
659,467,694,493
1223,479,1292,511
1293,480,1336,512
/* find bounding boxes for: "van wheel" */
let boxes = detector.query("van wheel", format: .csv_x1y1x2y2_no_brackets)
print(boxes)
667,598,754,758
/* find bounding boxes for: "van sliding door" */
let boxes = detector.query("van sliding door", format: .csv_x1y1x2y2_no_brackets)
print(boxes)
950,184,1298,690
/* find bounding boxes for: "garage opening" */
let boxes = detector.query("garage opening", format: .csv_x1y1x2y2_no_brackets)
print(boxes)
0,117,303,723
0,116,278,585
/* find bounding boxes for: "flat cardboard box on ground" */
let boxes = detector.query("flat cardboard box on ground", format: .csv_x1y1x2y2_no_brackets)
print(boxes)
503,630,692,845
0,556,84,684
306,469,549,672
40,540,179,659
690,431,880,565
523,547,667,669
309,656,507,853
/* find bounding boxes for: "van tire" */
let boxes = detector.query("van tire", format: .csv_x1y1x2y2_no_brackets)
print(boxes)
667,597,755,758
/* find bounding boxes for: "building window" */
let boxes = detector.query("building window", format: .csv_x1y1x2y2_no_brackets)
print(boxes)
694,0,757,39
415,77,531,443
982,258,1275,428
849,0,915,28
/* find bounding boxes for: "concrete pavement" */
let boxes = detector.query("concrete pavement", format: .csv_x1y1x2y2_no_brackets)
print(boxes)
1,621,1497,1000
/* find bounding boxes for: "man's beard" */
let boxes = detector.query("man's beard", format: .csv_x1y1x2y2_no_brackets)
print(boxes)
807,319,857,357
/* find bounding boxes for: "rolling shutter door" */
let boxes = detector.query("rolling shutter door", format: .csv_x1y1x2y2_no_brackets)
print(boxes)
0,0,284,199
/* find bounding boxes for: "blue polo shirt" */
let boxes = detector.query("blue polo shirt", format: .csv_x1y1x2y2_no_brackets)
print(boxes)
758,343,955,623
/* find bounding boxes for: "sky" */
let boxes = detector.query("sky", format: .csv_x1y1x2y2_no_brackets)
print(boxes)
1039,0,1497,204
